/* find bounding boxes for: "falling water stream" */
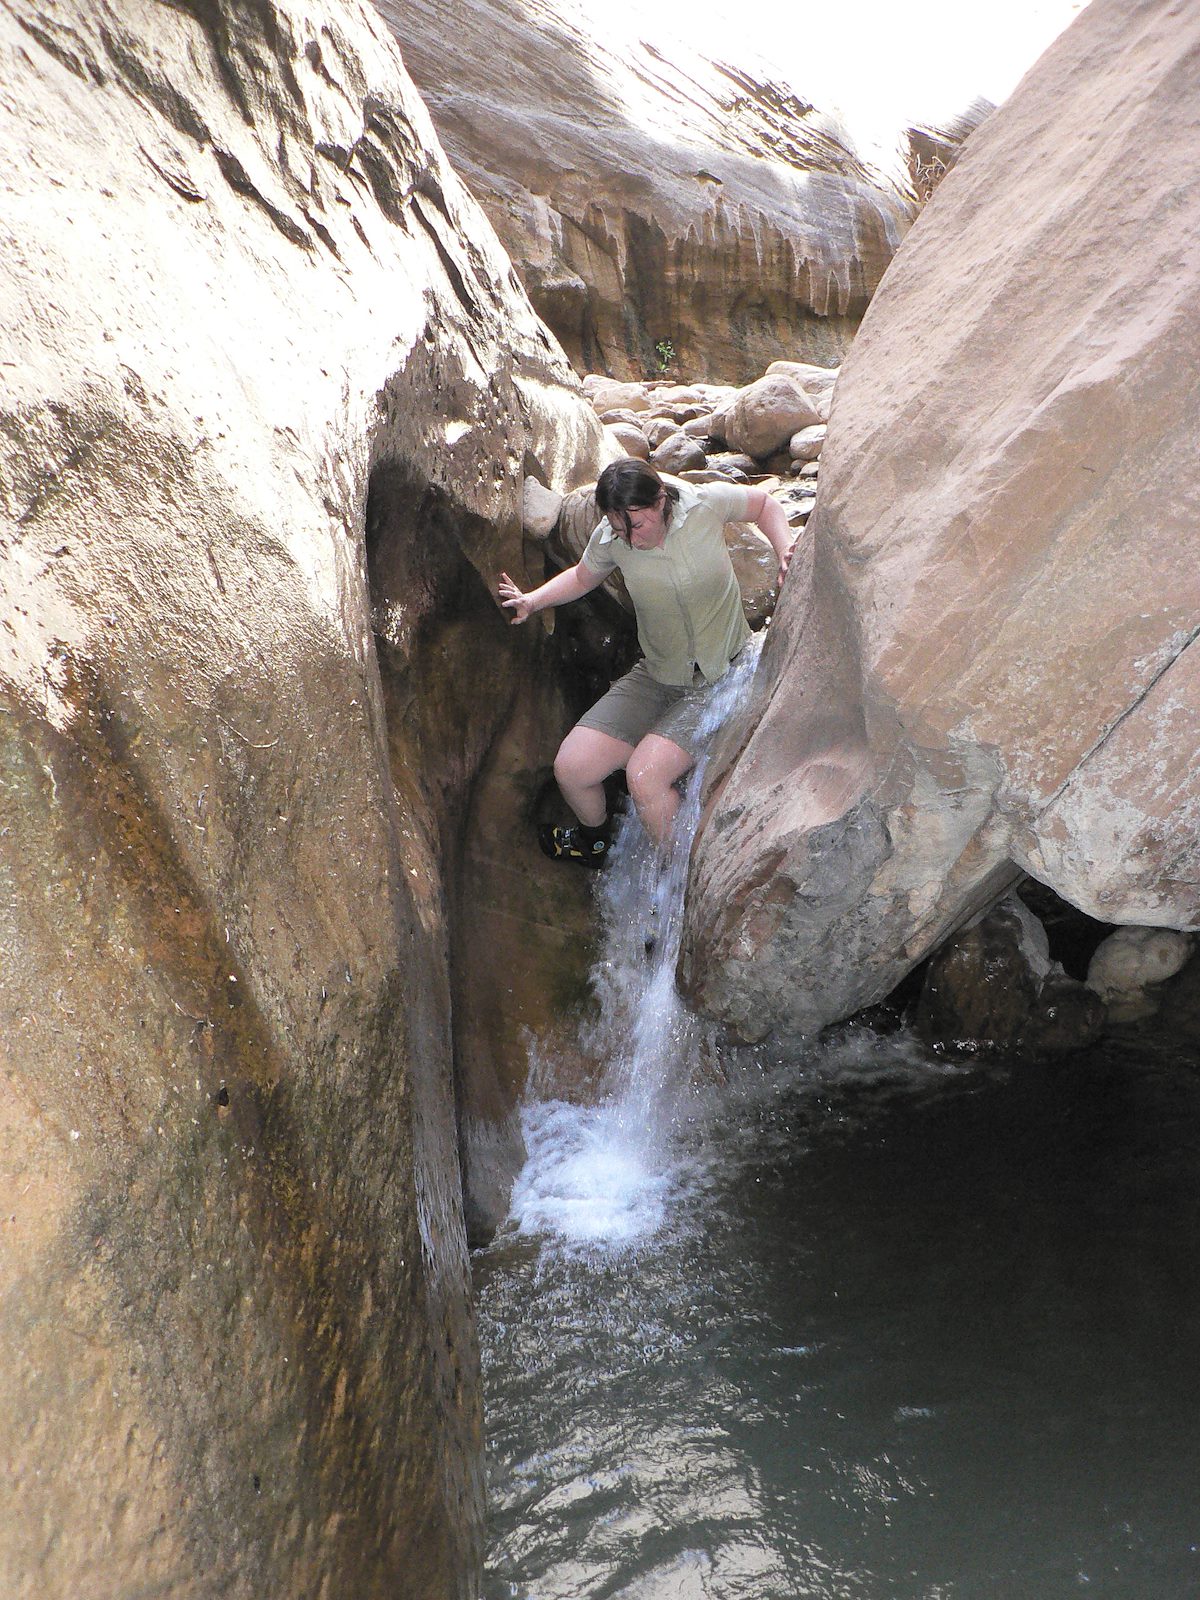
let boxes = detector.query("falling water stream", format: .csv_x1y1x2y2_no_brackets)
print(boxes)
474,646,1200,1599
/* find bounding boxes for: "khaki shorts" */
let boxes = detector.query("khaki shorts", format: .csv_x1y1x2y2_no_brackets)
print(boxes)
576,660,722,757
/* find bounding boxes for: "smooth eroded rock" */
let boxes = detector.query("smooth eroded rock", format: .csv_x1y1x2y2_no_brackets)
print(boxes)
1086,926,1194,1021
682,0,1200,1044
0,1,608,1592
651,430,709,474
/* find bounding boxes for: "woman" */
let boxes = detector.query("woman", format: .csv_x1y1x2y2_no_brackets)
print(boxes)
498,458,797,865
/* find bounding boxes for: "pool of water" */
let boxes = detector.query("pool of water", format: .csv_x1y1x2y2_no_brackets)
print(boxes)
476,1032,1200,1599
475,648,1200,1599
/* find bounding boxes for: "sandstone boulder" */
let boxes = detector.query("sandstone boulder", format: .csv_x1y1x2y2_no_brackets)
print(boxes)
589,379,652,414
606,422,651,460
810,389,834,423
682,413,720,439
0,1,608,1592
651,430,709,474
790,424,828,461
682,0,1200,1044
718,373,823,459
1086,927,1194,1021
767,360,841,397
644,417,682,449
706,452,761,478
523,477,566,539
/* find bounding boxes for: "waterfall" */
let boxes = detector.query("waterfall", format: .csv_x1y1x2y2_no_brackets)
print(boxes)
507,640,763,1251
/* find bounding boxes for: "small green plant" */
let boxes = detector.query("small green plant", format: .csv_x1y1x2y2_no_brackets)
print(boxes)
653,338,676,375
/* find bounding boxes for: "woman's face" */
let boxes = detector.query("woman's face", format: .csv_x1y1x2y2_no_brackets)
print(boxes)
624,492,668,549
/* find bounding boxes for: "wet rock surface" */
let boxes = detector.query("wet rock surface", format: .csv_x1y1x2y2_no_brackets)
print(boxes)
915,897,1105,1057
0,0,607,1593
682,0,1200,1045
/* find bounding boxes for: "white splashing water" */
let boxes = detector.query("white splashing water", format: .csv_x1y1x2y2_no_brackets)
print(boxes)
508,641,764,1252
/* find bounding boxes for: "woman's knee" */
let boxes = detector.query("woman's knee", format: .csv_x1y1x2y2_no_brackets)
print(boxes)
555,726,630,789
627,736,692,803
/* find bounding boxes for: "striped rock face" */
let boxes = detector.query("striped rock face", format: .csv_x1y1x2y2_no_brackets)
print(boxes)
373,0,943,382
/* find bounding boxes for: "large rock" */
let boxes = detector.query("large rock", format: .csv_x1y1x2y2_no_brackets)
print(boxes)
373,0,921,381
681,0,1200,1044
717,372,823,459
0,1,607,1593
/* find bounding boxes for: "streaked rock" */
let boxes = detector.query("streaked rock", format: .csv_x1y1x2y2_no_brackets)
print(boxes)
374,0,918,380
0,2,609,1590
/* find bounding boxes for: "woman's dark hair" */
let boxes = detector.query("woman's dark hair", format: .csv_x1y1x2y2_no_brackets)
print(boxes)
595,458,680,540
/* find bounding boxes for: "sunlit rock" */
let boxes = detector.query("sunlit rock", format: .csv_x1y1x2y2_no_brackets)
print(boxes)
587,378,653,413
682,0,1200,1043
0,0,608,1590
372,0,922,380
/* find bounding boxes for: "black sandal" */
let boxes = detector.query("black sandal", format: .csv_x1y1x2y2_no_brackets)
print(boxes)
538,822,610,868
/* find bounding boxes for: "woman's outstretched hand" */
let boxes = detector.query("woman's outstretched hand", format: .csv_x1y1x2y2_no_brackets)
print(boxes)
498,571,534,624
777,536,798,588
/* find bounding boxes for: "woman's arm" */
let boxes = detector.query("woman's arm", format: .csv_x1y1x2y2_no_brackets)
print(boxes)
741,487,799,586
497,561,608,624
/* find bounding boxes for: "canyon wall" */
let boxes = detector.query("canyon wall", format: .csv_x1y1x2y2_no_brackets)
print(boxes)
0,0,606,1593
373,0,931,382
681,0,1200,1042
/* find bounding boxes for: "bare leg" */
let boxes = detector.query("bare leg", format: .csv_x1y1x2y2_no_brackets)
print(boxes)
554,726,634,827
625,733,694,848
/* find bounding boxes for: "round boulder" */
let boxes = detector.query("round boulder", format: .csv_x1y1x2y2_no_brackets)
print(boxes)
644,416,680,449
789,423,827,462
721,373,822,459
589,378,651,414
1086,926,1195,1021
606,422,650,460
651,430,708,474
682,413,718,439
766,359,840,397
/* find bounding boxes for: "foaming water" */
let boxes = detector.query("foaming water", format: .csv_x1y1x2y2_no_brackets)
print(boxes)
506,642,763,1255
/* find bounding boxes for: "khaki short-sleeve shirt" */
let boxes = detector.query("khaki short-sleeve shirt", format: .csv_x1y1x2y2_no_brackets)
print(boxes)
580,479,754,686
